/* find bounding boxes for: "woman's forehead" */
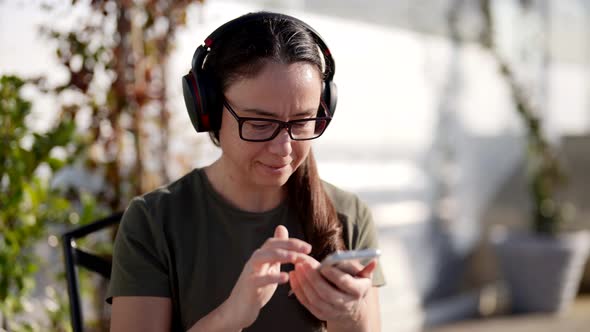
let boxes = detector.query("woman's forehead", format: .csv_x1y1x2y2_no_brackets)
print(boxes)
233,61,321,87
225,61,322,112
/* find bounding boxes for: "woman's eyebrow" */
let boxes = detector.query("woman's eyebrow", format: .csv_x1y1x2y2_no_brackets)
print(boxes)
293,109,317,117
241,108,276,117
241,108,317,118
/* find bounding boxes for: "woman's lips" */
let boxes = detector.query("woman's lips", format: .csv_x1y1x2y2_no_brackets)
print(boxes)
259,162,290,171
267,164,288,169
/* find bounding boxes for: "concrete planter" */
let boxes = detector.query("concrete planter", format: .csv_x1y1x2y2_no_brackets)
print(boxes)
491,229,590,313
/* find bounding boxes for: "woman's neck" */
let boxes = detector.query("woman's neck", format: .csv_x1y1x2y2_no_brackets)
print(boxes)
204,159,286,213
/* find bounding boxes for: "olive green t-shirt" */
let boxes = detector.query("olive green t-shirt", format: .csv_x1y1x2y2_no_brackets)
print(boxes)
106,168,385,331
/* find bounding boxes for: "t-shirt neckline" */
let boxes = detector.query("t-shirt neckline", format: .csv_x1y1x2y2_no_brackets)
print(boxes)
195,168,288,218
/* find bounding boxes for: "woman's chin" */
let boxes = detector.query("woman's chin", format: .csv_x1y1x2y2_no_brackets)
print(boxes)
255,162,293,186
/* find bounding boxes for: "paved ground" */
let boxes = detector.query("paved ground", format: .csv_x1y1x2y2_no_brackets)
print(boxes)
427,295,590,332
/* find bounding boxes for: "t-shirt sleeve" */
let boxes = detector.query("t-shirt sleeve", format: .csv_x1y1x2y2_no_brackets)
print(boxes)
354,199,387,287
106,197,171,304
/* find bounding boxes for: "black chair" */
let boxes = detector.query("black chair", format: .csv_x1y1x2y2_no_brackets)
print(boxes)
62,212,123,332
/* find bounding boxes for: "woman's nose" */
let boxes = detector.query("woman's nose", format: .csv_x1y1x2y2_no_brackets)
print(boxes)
267,128,292,157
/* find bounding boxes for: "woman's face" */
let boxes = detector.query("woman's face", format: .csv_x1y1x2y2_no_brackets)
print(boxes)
218,61,323,189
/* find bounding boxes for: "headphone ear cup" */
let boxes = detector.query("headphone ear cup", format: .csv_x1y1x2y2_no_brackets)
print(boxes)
322,81,338,117
200,70,222,131
183,46,209,132
183,70,207,132
182,46,223,132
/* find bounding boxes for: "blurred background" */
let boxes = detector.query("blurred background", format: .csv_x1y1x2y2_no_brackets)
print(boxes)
1,0,589,331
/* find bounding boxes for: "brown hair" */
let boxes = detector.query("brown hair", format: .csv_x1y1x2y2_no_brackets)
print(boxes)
204,14,345,261
287,151,345,259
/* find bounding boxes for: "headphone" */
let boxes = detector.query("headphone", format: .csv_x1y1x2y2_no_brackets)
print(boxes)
182,11,338,133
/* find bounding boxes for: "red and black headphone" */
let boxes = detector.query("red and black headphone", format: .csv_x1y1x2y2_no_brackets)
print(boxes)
182,11,338,133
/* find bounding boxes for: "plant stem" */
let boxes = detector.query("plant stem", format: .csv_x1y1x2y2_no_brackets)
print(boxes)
479,0,565,235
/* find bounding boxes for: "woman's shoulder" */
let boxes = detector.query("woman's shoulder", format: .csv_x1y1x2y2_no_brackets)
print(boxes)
118,169,206,242
321,180,356,203
321,180,378,253
121,168,204,229
138,168,203,207
321,180,370,223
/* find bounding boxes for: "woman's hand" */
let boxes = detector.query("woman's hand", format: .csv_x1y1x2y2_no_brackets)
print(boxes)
222,225,311,330
288,256,377,331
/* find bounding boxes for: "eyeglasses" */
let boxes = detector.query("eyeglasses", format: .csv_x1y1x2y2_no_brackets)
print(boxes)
223,99,331,142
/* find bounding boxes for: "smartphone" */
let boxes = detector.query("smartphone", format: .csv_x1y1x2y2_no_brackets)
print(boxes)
320,248,381,275
287,248,381,297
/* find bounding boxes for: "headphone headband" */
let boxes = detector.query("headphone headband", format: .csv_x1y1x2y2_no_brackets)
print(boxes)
199,12,335,80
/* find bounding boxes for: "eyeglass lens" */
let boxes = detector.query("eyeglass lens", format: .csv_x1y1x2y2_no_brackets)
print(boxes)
241,118,328,141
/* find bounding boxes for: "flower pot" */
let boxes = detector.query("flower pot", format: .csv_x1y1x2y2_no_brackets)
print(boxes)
491,229,590,313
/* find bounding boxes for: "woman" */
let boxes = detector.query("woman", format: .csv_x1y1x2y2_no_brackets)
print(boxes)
108,11,385,332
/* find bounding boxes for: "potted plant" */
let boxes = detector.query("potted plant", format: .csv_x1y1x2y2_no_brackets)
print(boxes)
479,0,590,313
487,59,590,311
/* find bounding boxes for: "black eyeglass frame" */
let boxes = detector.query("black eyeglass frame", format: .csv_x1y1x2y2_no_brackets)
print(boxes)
222,100,332,142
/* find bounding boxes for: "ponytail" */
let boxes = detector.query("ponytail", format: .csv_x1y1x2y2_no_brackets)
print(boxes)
287,150,345,261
